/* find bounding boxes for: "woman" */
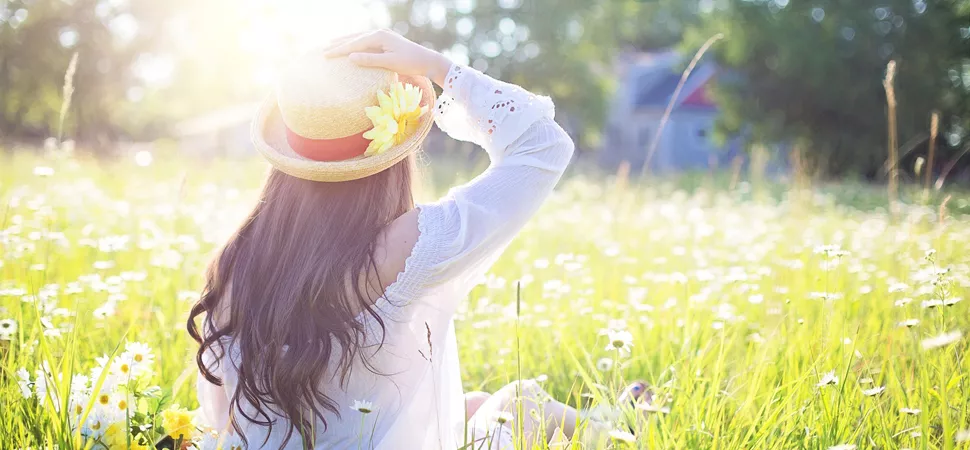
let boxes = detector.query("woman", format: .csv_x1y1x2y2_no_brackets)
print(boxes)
187,30,637,449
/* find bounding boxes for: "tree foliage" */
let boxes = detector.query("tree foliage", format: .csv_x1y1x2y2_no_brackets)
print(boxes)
0,0,186,144
386,0,699,148
688,0,970,177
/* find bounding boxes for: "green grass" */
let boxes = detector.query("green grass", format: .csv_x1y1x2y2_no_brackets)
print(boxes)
1,151,968,449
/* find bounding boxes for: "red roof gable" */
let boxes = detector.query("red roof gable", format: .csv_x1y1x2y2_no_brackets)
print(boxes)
681,80,716,108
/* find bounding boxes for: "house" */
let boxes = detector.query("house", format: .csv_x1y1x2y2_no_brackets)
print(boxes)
600,50,745,173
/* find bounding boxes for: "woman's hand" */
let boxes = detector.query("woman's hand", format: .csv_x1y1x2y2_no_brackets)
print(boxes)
324,30,452,87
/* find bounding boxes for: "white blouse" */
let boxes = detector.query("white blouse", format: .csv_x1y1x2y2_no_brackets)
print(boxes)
196,63,575,449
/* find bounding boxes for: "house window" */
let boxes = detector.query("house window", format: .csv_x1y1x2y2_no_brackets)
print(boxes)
695,125,710,146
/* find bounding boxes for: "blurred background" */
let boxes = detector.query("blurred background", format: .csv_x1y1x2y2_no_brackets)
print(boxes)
0,0,967,183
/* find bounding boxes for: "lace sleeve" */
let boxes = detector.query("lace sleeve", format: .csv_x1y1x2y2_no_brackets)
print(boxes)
433,64,556,161
382,65,574,318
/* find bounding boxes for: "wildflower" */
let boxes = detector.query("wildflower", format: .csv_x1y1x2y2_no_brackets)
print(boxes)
95,391,112,408
122,341,155,373
110,392,132,413
898,319,919,328
943,297,961,306
350,399,374,414
82,408,112,440
162,405,197,440
603,329,633,354
608,429,636,443
817,371,839,387
197,428,245,450
33,166,55,177
16,368,32,398
111,355,135,379
900,407,921,415
103,421,130,449
920,330,963,350
596,357,614,372
0,318,16,339
921,299,944,309
862,386,886,397
636,402,671,414
956,429,970,443
828,445,857,450
493,411,514,425
888,283,909,293
813,245,841,256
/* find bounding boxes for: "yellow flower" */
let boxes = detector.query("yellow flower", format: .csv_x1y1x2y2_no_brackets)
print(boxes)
362,82,427,156
162,405,198,441
103,421,148,449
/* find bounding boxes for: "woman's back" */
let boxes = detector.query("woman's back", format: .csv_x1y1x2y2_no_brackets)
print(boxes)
192,32,574,449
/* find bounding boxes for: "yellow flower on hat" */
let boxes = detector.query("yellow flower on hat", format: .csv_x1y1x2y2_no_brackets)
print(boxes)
363,82,427,156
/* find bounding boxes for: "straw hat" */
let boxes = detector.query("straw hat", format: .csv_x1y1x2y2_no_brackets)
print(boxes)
252,52,436,182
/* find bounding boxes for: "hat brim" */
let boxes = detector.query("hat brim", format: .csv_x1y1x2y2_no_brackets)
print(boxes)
252,75,436,182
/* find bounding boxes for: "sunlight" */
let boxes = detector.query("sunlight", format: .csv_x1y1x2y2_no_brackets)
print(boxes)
239,0,388,86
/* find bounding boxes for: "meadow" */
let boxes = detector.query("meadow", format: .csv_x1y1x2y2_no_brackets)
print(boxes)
1,151,968,450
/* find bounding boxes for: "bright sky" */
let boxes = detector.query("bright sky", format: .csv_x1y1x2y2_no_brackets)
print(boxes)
130,0,390,89
242,0,389,55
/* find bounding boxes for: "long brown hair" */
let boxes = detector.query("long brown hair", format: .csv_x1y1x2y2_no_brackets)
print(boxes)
187,156,415,448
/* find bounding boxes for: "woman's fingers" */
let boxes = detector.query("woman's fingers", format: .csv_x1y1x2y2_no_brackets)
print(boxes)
322,31,370,51
347,52,397,70
325,30,389,58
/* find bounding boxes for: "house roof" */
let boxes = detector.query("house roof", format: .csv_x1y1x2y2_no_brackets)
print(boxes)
634,68,717,111
621,49,719,112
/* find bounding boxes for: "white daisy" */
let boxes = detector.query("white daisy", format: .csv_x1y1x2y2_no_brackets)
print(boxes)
888,282,909,293
81,406,112,440
862,386,886,397
828,444,857,450
921,330,963,351
900,407,921,415
603,329,634,354
33,166,55,177
492,411,514,424
921,299,944,309
0,318,16,339
956,429,970,443
16,368,32,398
596,357,614,372
124,341,155,365
636,402,671,414
817,371,839,387
350,399,374,414
898,319,919,328
608,429,636,443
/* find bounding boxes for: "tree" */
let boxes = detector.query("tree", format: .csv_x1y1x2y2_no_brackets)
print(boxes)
386,0,701,149
687,0,970,178
0,0,190,146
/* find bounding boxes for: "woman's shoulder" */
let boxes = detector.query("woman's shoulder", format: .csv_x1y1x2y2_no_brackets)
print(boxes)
372,207,421,293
